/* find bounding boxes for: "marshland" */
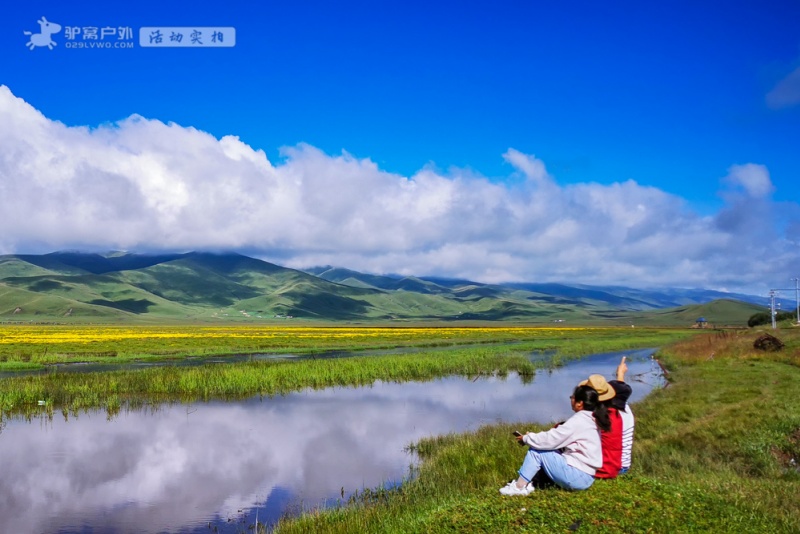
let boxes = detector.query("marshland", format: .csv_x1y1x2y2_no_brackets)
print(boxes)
0,325,797,533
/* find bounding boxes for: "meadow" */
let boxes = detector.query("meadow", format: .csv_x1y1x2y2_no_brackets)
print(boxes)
0,325,692,418
2,323,796,532
271,327,800,533
0,324,690,370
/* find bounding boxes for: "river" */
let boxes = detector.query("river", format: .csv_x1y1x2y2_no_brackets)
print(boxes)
0,348,663,533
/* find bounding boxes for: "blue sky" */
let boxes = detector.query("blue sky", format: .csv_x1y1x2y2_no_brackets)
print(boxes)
1,1,798,293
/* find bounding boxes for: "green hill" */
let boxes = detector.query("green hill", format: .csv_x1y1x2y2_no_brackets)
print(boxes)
606,299,768,327
0,252,771,325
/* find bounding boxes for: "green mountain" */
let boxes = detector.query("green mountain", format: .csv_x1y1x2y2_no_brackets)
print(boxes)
0,252,768,325
0,252,381,321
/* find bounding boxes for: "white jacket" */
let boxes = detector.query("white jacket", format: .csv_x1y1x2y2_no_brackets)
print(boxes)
521,410,602,475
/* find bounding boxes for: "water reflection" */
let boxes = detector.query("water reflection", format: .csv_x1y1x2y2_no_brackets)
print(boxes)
0,349,662,533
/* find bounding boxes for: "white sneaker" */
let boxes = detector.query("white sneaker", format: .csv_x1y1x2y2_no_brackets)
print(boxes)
499,481,534,496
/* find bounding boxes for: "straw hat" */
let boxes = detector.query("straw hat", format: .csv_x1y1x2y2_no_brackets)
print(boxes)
579,374,616,401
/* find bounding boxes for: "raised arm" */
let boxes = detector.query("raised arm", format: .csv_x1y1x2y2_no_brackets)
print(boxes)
616,356,628,382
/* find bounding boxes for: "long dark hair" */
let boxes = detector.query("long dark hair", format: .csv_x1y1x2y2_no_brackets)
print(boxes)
573,384,611,432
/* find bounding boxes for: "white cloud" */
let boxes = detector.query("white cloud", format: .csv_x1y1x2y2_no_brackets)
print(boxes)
1,85,798,292
766,65,800,109
723,163,774,199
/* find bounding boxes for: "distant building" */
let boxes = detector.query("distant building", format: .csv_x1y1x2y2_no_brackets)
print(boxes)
694,317,709,328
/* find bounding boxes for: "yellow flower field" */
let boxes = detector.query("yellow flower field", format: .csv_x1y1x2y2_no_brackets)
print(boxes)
0,324,688,370
0,324,586,346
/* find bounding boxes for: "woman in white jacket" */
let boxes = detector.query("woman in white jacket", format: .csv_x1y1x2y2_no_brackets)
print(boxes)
500,384,612,496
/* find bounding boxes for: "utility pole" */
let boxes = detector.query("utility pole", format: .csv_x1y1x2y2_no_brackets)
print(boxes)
770,290,777,329
768,285,799,329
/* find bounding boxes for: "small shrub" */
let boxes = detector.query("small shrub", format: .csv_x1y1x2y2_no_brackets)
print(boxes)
749,311,794,327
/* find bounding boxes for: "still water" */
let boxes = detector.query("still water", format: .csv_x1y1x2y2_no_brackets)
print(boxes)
0,349,663,533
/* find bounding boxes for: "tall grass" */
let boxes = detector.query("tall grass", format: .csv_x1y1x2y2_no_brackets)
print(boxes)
0,346,539,418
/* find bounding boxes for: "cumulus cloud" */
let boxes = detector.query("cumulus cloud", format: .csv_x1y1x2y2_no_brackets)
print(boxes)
723,163,774,198
0,85,797,292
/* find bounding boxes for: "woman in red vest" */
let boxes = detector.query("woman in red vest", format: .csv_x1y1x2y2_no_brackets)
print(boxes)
580,374,622,479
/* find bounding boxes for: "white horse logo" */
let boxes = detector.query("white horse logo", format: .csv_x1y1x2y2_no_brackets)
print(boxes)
24,17,62,50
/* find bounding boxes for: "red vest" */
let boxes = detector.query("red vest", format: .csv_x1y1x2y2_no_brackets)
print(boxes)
595,407,622,478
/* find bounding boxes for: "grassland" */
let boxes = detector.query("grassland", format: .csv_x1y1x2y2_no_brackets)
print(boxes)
271,327,800,533
0,325,691,371
2,324,796,531
0,326,693,418
596,298,767,328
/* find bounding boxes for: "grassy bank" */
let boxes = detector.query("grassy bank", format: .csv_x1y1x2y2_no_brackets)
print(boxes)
0,346,538,417
272,328,800,533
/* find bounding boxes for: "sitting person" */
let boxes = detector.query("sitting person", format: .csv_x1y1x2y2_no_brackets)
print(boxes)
582,374,622,479
500,383,611,496
609,356,634,475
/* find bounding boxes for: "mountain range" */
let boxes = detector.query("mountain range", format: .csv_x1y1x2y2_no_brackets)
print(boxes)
0,251,773,325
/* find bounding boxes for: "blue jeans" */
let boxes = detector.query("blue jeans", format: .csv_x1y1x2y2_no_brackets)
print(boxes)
518,448,594,491
619,466,629,475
